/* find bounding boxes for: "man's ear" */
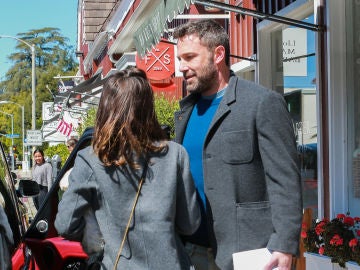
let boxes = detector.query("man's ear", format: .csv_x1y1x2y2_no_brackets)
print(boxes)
214,45,226,64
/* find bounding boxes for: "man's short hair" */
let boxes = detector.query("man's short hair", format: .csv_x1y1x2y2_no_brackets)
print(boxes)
173,19,230,66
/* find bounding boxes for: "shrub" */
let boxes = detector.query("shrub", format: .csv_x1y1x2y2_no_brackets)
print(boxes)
154,93,180,139
76,94,180,139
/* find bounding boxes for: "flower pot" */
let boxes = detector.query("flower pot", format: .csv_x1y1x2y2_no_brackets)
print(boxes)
346,261,360,270
304,252,346,270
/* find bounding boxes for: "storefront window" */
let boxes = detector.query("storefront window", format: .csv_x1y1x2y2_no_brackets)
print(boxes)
347,0,360,216
270,15,318,217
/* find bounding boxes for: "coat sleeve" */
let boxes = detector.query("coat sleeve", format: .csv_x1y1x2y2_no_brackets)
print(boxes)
256,91,303,255
54,153,95,241
175,145,201,235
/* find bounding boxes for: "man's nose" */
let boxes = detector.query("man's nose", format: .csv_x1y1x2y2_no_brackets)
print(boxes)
179,61,189,73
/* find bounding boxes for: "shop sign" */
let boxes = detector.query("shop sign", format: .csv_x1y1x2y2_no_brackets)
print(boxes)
282,28,307,76
136,41,175,80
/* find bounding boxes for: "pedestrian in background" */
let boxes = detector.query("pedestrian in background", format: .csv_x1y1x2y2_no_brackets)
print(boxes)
32,149,53,210
173,19,303,270
66,138,78,153
59,138,78,191
55,67,200,270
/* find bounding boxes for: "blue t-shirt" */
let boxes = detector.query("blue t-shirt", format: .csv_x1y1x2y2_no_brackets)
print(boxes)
182,89,225,246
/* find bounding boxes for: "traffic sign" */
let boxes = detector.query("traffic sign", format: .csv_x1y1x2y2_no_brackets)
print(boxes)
6,134,20,138
26,130,43,146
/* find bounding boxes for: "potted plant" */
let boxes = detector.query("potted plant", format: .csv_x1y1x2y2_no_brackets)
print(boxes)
347,237,360,269
302,214,360,269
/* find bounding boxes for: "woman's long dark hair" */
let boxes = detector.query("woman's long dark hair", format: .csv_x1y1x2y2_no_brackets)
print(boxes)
92,68,167,168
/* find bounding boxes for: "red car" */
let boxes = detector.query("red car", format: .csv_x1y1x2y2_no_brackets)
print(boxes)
2,128,94,270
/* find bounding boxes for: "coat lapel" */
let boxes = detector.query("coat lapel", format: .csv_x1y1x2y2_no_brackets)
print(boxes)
175,73,238,144
205,75,238,142
175,93,199,143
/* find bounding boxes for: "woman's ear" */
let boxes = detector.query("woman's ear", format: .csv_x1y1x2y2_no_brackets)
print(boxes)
214,45,226,65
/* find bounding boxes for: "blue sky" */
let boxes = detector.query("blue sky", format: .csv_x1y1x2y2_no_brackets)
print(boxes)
0,0,78,81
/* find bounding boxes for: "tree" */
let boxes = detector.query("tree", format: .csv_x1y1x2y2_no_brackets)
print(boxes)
0,28,78,156
1,28,76,94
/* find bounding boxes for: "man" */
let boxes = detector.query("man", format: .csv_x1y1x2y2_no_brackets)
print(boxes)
173,19,302,270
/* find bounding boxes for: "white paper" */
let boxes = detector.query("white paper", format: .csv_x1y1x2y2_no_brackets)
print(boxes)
232,248,279,270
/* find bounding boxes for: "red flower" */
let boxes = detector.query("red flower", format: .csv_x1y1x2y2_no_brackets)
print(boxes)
315,221,326,235
302,213,360,266
349,238,358,248
330,234,343,246
344,216,355,226
302,222,308,229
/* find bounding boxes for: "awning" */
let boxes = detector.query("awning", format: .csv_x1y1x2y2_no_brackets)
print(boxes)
83,31,110,73
194,0,323,32
43,74,106,139
133,0,194,57
45,73,105,124
55,72,103,101
110,0,323,61
108,0,194,58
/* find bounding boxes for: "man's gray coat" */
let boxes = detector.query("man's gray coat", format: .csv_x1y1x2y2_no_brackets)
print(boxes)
175,74,303,270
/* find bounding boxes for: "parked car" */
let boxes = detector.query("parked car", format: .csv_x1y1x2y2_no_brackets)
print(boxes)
3,128,94,270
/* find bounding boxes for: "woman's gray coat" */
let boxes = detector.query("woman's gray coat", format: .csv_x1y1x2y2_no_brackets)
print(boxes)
55,141,200,270
174,74,303,270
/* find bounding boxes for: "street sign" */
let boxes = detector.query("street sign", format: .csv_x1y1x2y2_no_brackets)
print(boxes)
6,134,20,138
26,130,43,146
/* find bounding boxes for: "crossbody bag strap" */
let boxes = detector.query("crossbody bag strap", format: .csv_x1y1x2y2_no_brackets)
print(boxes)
112,162,148,270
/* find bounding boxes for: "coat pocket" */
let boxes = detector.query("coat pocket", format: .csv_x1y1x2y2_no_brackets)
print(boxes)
221,131,253,164
235,201,274,250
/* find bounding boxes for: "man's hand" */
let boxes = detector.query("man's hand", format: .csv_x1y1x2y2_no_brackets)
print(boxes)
263,251,293,270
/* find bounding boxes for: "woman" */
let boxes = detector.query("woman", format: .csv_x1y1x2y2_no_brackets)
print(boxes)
66,138,78,153
32,149,53,210
55,68,200,270
59,138,78,191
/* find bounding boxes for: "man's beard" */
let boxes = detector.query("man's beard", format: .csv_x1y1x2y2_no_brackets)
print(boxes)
186,59,217,95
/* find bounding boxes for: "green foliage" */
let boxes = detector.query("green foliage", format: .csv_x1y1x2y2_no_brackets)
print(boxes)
44,143,69,166
154,93,180,139
0,96,26,159
0,27,78,156
1,27,77,95
76,93,180,139
0,27,77,127
76,107,97,136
